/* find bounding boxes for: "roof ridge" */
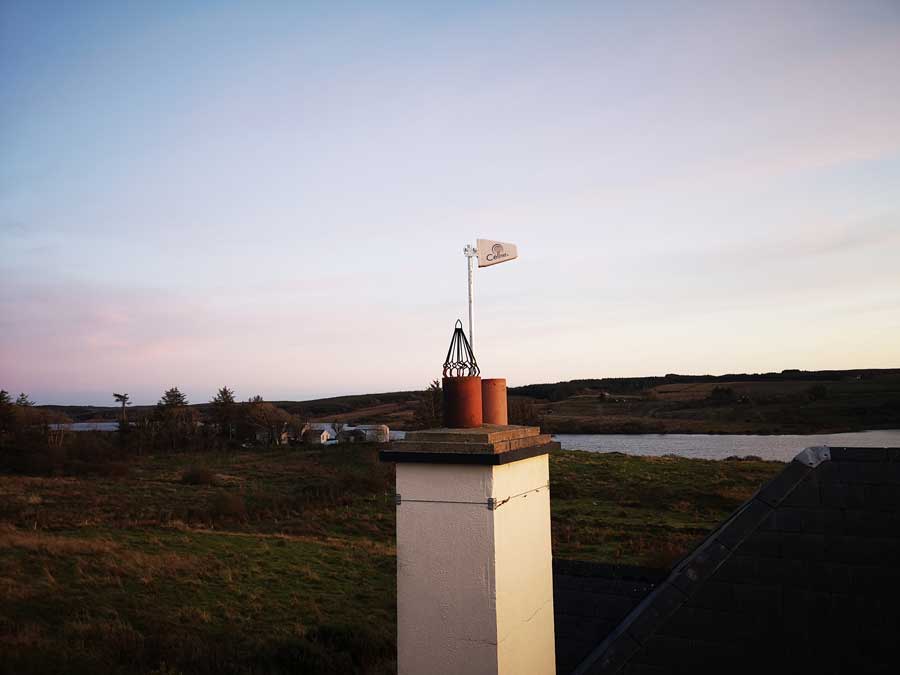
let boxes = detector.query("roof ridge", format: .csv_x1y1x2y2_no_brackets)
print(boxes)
793,445,831,467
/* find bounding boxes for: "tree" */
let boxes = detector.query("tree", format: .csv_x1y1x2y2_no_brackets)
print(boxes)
155,387,193,451
16,393,33,407
245,396,292,446
159,387,189,407
212,387,235,406
113,393,131,425
210,386,236,439
413,379,442,429
0,390,15,434
509,397,540,427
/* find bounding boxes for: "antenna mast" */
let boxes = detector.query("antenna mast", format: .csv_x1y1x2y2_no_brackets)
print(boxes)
464,244,477,349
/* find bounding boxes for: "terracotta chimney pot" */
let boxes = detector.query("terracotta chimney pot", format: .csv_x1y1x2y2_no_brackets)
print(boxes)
482,378,508,425
442,376,483,428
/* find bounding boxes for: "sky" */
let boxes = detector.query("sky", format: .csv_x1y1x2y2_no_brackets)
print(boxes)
2,0,899,406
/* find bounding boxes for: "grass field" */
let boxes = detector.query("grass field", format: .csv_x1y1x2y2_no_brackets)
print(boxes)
0,443,782,674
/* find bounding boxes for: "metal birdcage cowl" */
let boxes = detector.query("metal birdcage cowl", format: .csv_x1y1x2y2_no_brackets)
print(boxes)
442,320,483,428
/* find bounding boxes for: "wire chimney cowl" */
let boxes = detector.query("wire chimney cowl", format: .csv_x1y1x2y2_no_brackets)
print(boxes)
441,320,482,428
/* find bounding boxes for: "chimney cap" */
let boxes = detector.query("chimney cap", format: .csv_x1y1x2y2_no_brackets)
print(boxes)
443,319,480,378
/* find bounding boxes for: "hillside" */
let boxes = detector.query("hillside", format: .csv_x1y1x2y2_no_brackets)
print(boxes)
515,368,900,434
37,368,900,434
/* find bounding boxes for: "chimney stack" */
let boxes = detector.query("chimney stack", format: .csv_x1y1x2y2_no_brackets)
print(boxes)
387,326,561,675
380,321,556,674
382,426,558,675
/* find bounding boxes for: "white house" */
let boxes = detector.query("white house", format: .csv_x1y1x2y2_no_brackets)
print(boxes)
304,422,390,444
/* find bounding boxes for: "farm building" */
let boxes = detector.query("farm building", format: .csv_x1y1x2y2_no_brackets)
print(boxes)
301,429,330,445
306,422,390,443
338,424,390,443
307,422,338,437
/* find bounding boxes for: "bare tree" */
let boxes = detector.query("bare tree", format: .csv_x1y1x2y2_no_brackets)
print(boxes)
246,396,291,446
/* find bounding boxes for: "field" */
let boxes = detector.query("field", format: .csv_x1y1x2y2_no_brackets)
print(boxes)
0,443,781,674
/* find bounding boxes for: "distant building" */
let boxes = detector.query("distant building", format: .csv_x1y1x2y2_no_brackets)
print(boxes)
338,428,368,443
253,423,292,446
338,424,390,443
308,422,338,437
302,429,330,445
305,422,389,443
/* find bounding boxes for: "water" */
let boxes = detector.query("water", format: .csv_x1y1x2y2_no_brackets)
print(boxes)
552,429,900,462
49,422,120,432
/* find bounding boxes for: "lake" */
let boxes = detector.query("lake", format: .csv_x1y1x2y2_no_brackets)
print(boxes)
49,422,120,432
553,429,900,462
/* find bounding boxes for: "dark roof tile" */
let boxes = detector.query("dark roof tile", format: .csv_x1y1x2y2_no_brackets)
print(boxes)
731,582,781,616
821,481,866,509
763,506,825,533
829,446,889,462
669,540,730,596
563,447,900,674
781,471,822,507
754,460,811,507
735,531,783,557
715,498,771,549
864,484,900,511
780,532,826,561
621,582,686,645
687,580,734,611
573,628,641,675
754,554,809,586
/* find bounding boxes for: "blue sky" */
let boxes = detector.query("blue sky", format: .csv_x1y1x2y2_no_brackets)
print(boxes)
2,1,899,405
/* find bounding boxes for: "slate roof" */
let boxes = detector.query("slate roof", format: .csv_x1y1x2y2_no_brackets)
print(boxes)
553,561,663,675
559,446,900,675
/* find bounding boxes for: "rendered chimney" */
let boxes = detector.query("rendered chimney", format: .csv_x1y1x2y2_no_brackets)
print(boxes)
380,328,556,675
383,427,558,675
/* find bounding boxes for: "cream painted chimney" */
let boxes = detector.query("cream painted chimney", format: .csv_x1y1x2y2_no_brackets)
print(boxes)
381,425,558,675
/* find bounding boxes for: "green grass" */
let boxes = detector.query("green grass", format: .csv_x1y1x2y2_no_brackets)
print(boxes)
1,526,394,675
0,444,782,674
549,451,780,564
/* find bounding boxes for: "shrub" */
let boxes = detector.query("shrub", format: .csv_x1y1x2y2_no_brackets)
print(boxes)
707,386,737,405
180,466,217,485
807,384,829,401
210,492,246,521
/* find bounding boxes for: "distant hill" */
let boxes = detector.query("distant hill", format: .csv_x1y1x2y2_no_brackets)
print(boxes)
508,368,900,401
38,391,422,429
509,368,900,434
37,368,900,434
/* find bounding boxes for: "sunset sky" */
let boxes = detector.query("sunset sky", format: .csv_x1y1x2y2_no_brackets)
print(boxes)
2,1,899,405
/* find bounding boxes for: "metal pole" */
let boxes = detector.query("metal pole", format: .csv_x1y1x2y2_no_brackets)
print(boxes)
464,244,477,350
